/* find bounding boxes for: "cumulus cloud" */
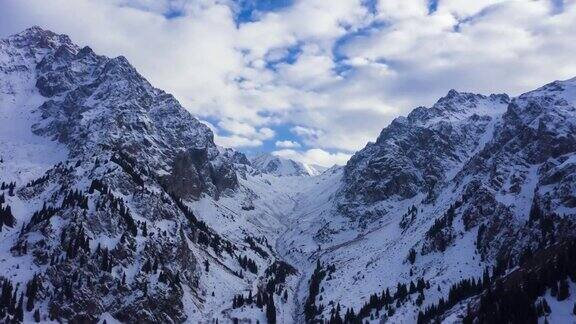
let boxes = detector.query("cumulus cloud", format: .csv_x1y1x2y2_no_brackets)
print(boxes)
215,135,263,148
1,0,575,165
275,140,301,148
217,119,275,140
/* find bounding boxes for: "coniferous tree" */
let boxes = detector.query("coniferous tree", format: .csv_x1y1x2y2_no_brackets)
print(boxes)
33,308,41,322
416,292,425,306
152,259,159,273
10,286,18,314
558,279,570,301
8,182,15,196
0,204,16,228
551,281,559,297
1,279,13,309
408,248,417,264
15,293,23,322
256,291,263,308
409,281,417,294
101,248,110,271
542,298,551,314
266,294,276,324
25,275,39,312
304,260,327,321
142,223,148,237
142,259,152,273
482,267,491,289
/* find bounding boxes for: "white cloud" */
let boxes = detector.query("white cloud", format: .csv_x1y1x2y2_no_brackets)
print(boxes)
215,135,262,148
341,0,576,100
437,0,511,17
1,0,576,166
217,119,275,140
275,140,301,148
273,149,351,167
276,51,340,89
210,118,275,148
290,125,325,140
376,0,428,20
237,0,370,60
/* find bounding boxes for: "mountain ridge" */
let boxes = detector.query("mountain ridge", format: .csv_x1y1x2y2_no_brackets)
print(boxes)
0,26,260,323
250,153,327,177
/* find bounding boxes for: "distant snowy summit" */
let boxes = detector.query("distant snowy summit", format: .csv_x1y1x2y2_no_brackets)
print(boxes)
250,153,327,177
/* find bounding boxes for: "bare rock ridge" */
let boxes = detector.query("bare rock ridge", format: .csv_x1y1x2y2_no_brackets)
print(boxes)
15,26,239,199
324,76,576,322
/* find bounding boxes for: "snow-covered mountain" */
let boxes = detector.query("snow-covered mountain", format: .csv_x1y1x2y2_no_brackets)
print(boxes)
285,78,576,323
1,27,576,324
250,153,327,177
0,27,281,323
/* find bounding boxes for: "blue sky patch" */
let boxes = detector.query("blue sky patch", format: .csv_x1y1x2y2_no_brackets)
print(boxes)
235,0,293,24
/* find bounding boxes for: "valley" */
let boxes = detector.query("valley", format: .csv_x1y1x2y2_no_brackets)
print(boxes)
1,26,576,324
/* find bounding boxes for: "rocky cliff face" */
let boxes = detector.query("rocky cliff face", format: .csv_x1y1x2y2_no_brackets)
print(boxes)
447,78,576,261
26,26,237,199
0,27,248,322
341,90,510,220
341,76,576,261
315,77,576,322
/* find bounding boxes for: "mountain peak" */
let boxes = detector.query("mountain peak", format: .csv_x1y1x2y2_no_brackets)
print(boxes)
436,88,485,105
250,153,326,177
518,76,576,106
445,88,460,97
400,89,509,128
2,26,239,199
6,26,74,52
21,25,52,34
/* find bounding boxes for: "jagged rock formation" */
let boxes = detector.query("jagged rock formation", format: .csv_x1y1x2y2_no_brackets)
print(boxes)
309,78,576,322
29,26,238,199
0,27,249,322
342,91,510,209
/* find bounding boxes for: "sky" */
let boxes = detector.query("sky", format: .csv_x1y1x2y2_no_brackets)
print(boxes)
1,0,575,167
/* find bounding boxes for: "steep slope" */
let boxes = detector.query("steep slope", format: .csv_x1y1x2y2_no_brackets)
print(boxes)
342,90,510,220
278,79,576,323
251,153,326,177
0,27,291,323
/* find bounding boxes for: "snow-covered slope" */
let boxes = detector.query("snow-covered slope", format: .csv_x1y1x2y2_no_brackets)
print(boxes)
0,27,286,323
0,26,340,324
279,79,576,323
250,153,326,177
